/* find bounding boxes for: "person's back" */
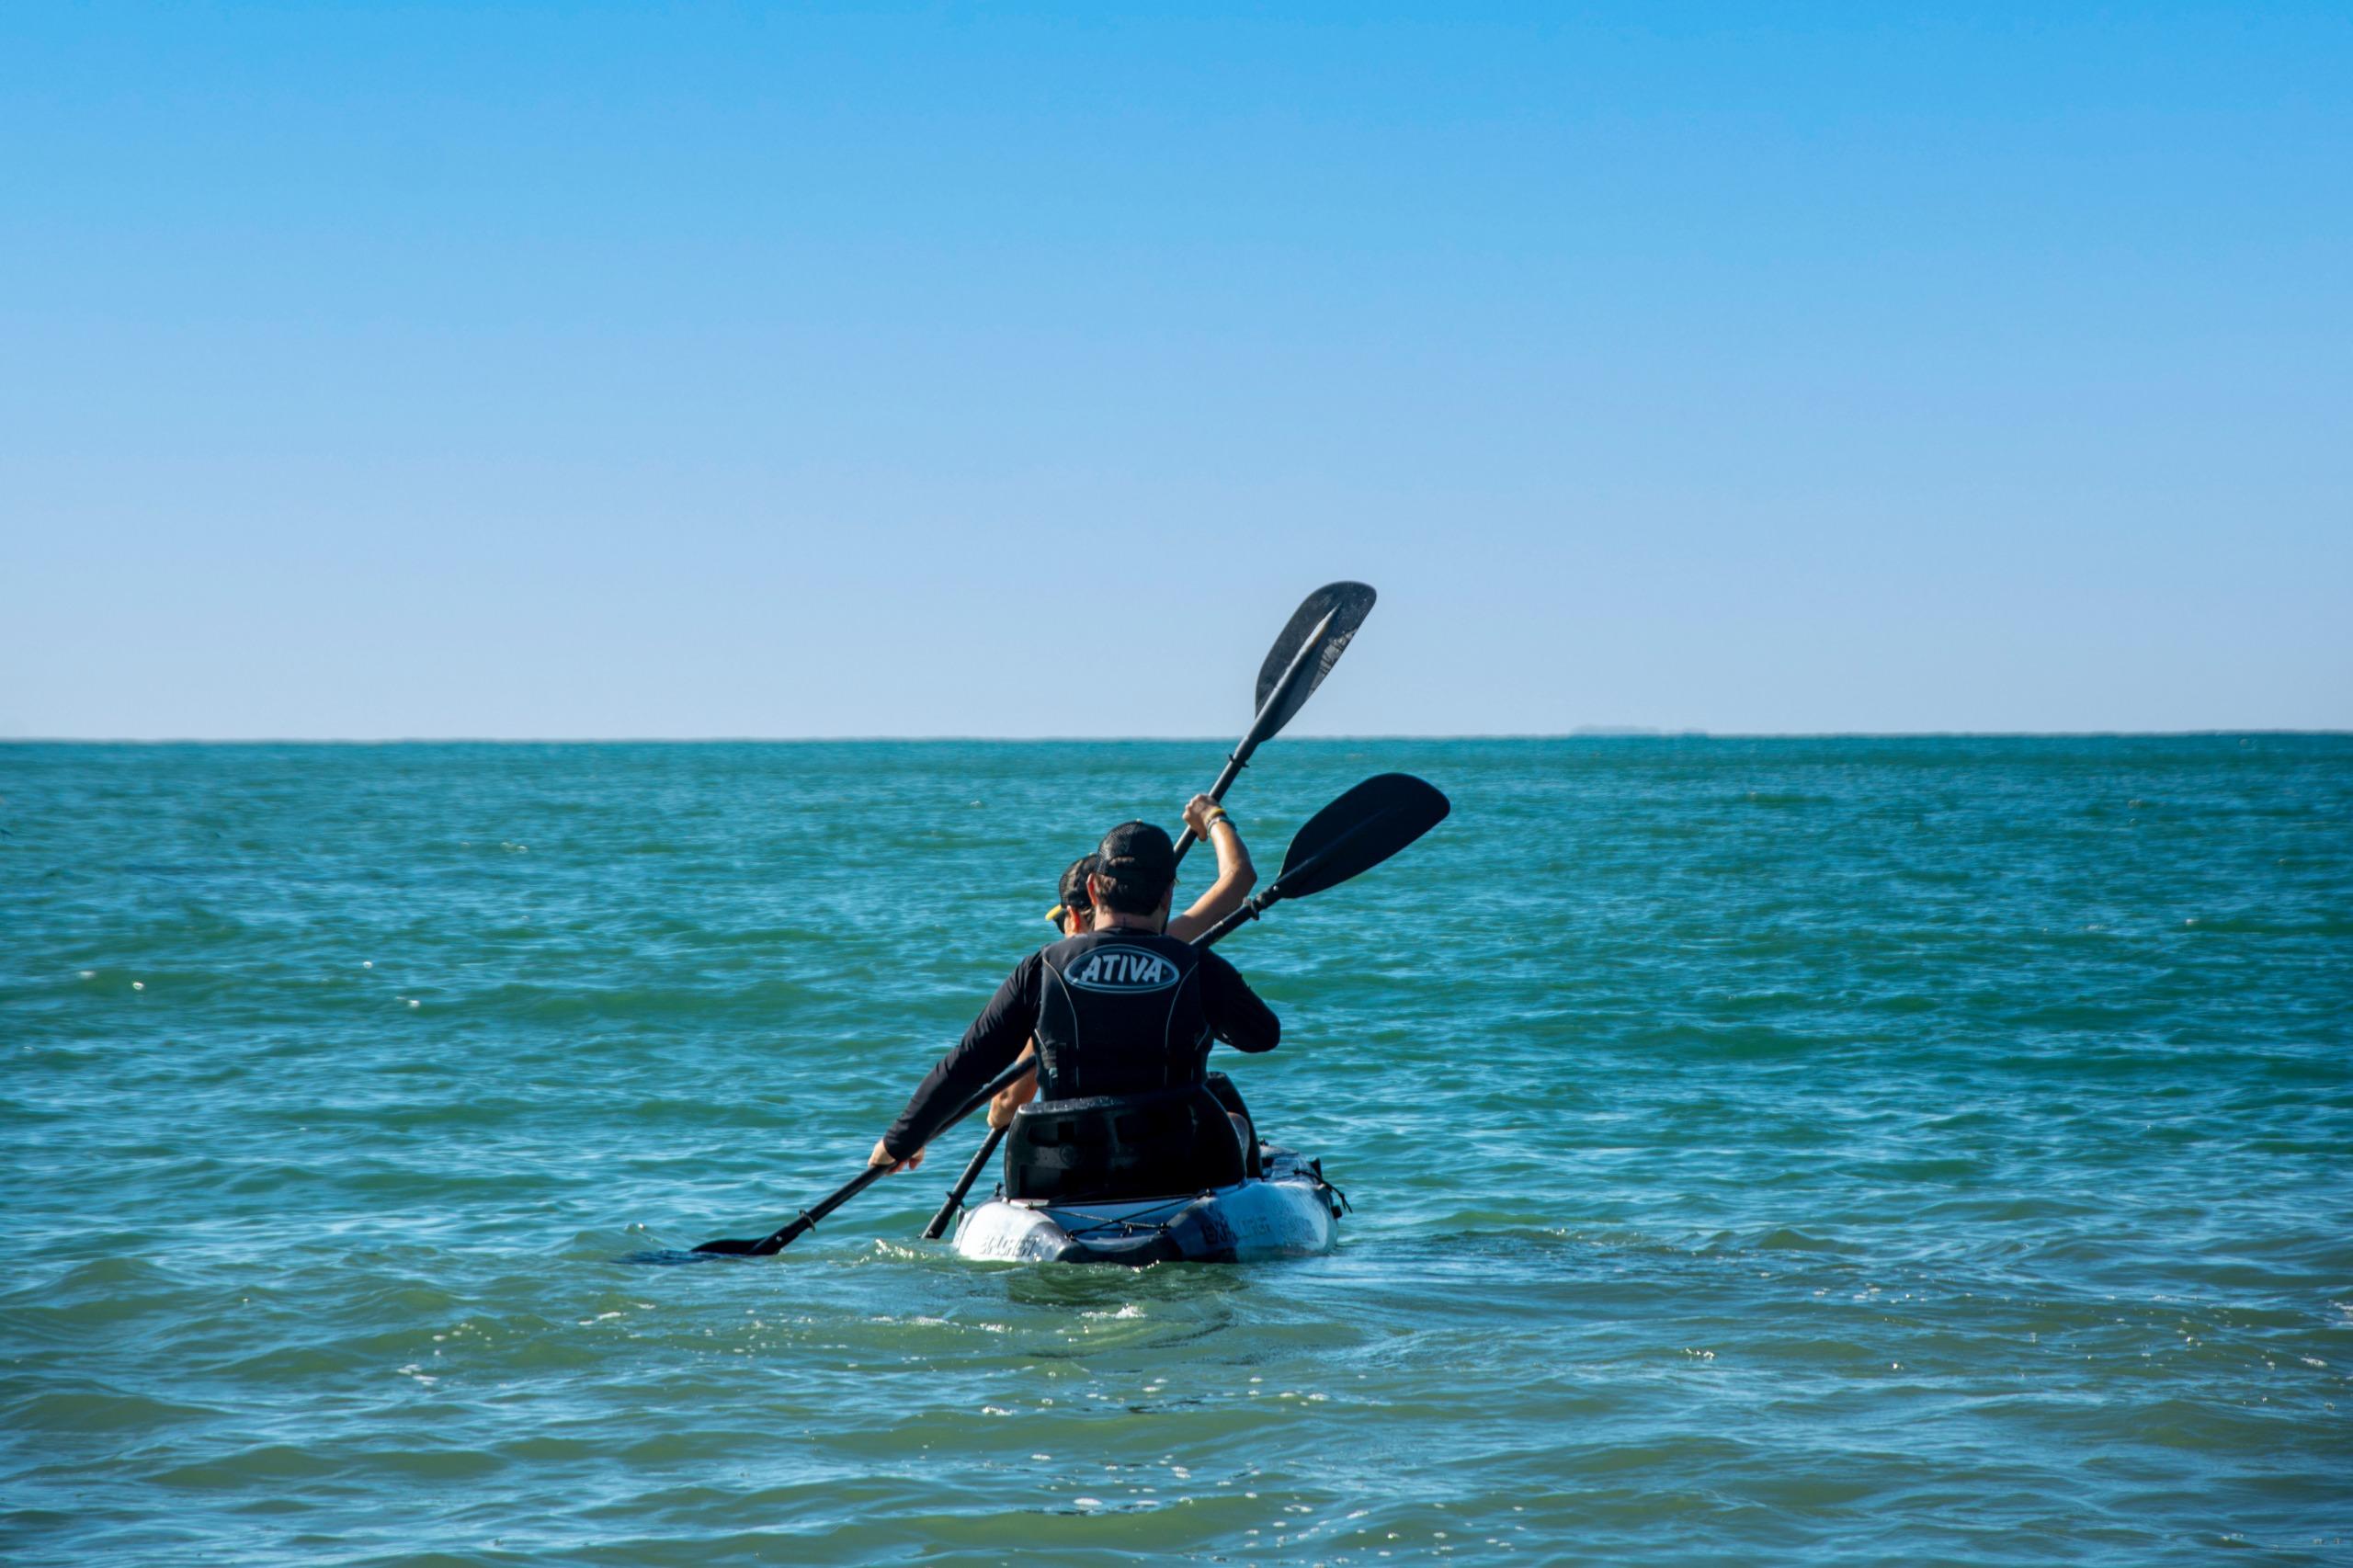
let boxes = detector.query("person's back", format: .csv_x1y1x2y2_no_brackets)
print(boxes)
870,820,1279,1172
1027,925,1271,1100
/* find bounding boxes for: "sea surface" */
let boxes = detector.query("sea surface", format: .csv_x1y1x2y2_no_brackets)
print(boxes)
4,737,2349,1565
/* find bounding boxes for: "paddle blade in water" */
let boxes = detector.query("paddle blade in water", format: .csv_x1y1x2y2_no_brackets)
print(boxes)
622,1247,746,1267
689,1236,768,1256
1273,772,1449,901
1254,582,1375,738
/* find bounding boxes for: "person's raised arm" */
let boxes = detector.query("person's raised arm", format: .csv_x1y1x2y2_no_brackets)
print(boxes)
870,952,1042,1170
1165,793,1256,943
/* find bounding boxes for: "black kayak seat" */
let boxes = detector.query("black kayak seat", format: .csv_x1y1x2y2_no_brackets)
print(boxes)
1199,1071,1260,1173
1005,1077,1250,1204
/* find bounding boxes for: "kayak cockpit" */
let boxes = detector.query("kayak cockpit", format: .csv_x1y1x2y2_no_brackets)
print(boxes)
950,1075,1342,1266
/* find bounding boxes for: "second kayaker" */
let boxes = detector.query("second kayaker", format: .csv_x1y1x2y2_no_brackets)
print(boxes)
867,818,1280,1174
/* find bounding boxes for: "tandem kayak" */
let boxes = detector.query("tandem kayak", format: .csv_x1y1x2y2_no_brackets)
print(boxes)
951,1145,1345,1266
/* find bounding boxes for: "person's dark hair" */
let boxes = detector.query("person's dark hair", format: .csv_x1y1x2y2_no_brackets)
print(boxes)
1057,855,1097,914
1092,821,1176,915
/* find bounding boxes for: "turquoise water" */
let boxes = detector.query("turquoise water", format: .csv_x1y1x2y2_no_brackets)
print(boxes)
5,737,2349,1565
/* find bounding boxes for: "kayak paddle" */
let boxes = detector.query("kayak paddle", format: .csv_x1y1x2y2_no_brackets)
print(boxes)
919,1110,1016,1242
1191,772,1450,946
687,770,1448,1260
1171,580,1375,866
919,582,1375,1239
688,1056,1040,1258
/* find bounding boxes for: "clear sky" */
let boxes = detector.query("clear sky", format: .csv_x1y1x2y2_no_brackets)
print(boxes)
3,2,2347,738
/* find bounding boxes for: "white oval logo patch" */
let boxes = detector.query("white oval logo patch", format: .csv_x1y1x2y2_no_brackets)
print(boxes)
1065,946,1181,993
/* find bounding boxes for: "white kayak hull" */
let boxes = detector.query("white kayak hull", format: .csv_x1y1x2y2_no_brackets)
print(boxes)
951,1150,1343,1266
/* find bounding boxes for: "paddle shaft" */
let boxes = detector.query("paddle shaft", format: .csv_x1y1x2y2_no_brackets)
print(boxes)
921,1124,1007,1240
1169,608,1336,868
746,1052,1040,1254
1193,890,1274,949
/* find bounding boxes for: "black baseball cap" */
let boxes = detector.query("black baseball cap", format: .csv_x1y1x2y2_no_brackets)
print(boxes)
1096,820,1176,885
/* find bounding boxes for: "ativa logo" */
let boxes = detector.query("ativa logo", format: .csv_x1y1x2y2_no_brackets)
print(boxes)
1065,946,1181,992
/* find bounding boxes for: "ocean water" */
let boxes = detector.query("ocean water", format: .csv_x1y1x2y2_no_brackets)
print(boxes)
4,737,2348,1566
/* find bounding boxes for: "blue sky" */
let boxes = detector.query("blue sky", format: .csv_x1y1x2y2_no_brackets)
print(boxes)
3,2,2346,737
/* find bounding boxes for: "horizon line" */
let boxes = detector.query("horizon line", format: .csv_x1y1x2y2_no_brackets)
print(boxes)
4,730,2348,745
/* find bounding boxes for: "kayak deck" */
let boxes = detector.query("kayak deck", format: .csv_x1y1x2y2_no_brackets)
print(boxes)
951,1148,1345,1266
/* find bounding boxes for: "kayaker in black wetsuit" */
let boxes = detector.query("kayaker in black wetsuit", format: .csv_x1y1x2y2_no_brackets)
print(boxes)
1000,792,1256,1129
868,819,1280,1175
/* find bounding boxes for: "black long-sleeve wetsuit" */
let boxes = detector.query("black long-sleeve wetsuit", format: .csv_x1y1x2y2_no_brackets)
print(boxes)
881,927,1279,1161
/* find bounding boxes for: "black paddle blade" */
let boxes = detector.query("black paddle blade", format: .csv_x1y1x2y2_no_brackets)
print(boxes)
690,1236,771,1256
1272,773,1449,901
1254,582,1376,739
